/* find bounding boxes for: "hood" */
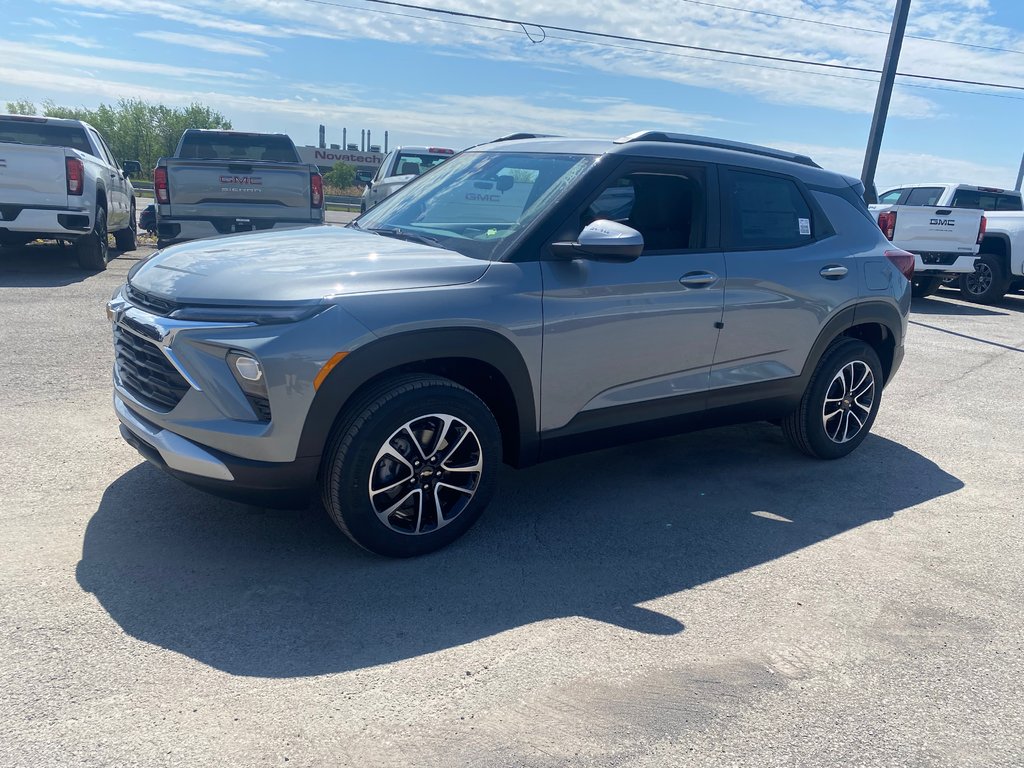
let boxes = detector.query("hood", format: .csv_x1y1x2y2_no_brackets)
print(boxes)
128,226,490,304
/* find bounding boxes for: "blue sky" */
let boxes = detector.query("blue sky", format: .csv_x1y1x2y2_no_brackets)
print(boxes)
2,0,1023,189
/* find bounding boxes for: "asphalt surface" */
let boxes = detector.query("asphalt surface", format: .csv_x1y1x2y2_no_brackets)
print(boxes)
1,240,1023,767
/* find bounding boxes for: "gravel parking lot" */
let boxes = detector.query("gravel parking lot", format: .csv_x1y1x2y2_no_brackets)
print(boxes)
1,242,1022,767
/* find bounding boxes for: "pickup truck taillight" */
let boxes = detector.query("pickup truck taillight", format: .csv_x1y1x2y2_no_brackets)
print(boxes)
885,248,915,281
154,167,170,204
310,172,324,209
65,157,84,196
978,215,987,244
877,210,897,241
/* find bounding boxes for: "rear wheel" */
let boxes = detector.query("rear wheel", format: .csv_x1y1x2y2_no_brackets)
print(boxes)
75,205,108,271
114,200,137,251
321,374,501,557
782,339,883,460
959,253,1009,304
910,276,942,298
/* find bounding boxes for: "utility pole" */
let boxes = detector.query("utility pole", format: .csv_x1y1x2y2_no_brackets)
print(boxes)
861,0,912,203
1015,150,1024,191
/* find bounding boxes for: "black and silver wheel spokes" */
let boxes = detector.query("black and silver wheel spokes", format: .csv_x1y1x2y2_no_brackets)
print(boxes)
368,414,483,535
822,360,875,444
966,263,993,295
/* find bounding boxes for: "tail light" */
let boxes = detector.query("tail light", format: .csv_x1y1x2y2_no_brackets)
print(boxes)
877,210,897,241
885,248,915,281
310,172,323,209
154,167,169,204
65,157,84,196
977,215,987,244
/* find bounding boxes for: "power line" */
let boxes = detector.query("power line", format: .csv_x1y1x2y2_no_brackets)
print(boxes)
337,0,1024,92
672,0,1024,57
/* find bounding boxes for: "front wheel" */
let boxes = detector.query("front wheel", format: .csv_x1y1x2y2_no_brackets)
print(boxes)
114,200,138,252
959,253,1009,304
782,339,883,460
75,205,108,271
320,374,501,557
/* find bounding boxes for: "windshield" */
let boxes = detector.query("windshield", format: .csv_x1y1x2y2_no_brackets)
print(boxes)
355,150,595,261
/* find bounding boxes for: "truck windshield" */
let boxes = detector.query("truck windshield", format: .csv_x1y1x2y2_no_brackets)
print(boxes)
178,133,299,163
354,151,595,261
0,121,93,155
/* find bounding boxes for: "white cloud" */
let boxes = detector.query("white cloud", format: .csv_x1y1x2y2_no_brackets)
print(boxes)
34,34,103,50
29,17,57,28
135,31,270,57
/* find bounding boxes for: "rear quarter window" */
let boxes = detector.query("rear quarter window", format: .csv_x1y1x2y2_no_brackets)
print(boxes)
904,187,944,206
722,169,819,250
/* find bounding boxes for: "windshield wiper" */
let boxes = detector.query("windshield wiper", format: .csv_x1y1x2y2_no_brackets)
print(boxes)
367,226,443,248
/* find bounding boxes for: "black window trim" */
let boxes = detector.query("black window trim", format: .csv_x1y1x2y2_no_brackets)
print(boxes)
719,165,835,253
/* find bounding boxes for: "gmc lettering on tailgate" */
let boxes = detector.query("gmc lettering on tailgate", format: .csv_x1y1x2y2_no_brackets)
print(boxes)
929,218,955,226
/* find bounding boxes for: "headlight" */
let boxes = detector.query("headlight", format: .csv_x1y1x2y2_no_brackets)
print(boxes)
168,304,327,324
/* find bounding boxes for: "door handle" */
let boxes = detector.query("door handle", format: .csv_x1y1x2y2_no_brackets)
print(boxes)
819,265,848,279
679,271,718,287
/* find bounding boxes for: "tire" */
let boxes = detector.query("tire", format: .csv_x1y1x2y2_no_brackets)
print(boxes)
959,253,1009,304
114,200,137,252
910,276,942,298
359,201,367,214
321,374,501,557
782,338,883,460
75,205,108,271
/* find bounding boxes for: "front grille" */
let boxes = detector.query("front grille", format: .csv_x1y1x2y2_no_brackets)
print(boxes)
125,284,178,316
114,325,190,411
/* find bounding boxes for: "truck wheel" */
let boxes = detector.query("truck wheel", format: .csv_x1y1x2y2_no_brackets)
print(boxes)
321,374,501,557
75,205,108,271
959,253,1009,304
782,339,883,460
114,200,138,252
910,276,942,298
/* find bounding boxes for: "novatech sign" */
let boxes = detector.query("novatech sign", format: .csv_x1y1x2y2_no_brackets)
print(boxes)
297,146,383,169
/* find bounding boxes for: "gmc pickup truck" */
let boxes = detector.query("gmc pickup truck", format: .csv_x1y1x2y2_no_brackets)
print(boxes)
154,129,325,246
878,183,1024,303
869,192,985,298
0,114,140,270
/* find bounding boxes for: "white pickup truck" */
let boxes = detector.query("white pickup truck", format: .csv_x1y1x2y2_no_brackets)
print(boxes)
0,114,139,270
869,189,985,298
878,183,1024,303
360,145,455,213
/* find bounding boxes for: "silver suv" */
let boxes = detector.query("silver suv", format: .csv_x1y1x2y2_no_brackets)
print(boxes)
108,131,912,557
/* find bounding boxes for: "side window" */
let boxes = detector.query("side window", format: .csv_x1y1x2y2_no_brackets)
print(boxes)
374,152,394,182
583,167,707,252
904,187,943,206
878,189,904,204
89,129,114,166
996,194,1023,211
722,169,814,250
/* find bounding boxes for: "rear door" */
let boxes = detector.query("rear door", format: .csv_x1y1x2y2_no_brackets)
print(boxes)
540,159,725,431
711,167,860,389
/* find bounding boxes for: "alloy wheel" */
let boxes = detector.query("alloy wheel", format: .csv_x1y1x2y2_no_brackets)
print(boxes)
964,263,993,296
822,361,875,444
368,413,483,535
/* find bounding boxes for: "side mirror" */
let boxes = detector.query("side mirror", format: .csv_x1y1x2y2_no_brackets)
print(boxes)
551,220,644,263
122,160,143,177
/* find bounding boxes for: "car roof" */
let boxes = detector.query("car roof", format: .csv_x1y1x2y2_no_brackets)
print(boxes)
0,114,93,129
471,131,850,188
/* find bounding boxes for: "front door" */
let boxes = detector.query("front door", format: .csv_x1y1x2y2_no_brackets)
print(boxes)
540,161,725,432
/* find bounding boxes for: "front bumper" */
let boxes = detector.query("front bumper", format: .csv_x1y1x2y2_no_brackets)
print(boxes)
116,392,318,507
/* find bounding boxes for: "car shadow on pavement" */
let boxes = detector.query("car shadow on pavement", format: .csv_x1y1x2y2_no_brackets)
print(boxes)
78,423,962,678
0,242,134,286
913,288,1024,316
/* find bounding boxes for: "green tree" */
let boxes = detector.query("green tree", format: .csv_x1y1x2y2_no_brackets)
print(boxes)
5,99,37,115
323,162,356,189
36,98,231,176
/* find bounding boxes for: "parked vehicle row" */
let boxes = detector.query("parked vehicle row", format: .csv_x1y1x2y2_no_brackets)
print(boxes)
877,183,1024,303
0,114,141,269
108,131,912,557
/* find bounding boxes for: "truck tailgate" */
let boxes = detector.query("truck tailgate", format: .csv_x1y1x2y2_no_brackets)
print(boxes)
0,143,70,209
164,160,313,219
873,204,983,254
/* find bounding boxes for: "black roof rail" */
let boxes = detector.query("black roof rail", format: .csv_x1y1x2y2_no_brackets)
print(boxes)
491,132,560,142
614,130,820,168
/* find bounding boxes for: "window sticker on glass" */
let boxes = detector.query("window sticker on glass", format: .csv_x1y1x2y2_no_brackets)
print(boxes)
799,218,811,236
